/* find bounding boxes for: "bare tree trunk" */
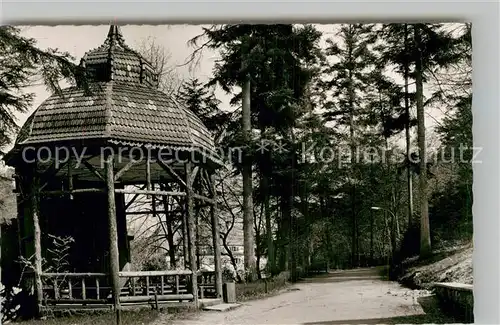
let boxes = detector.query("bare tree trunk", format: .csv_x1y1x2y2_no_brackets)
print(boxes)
277,196,288,271
254,206,263,279
219,180,243,282
414,24,431,257
392,188,400,240
390,210,397,266
404,23,414,226
221,235,242,282
348,72,357,268
288,130,297,282
242,76,256,281
300,189,310,273
346,27,358,268
263,175,275,275
288,193,295,280
160,188,177,269
255,236,261,279
383,210,392,260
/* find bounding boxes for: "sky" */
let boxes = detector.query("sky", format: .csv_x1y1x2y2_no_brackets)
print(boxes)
10,24,447,153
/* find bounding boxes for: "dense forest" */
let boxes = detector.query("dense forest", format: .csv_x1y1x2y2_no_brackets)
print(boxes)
0,23,472,284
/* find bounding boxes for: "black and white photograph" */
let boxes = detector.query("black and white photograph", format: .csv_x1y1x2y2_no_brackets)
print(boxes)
0,22,473,324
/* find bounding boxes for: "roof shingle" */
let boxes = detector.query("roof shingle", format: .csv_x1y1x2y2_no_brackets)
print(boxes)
16,82,216,155
8,25,220,166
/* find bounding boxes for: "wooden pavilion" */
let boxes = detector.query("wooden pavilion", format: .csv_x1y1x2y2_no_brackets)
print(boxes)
3,25,223,318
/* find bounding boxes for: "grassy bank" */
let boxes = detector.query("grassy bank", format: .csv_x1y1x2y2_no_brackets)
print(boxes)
394,242,473,323
398,242,472,289
14,309,160,325
236,272,290,301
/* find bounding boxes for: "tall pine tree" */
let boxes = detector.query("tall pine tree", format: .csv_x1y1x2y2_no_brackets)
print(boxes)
322,24,377,267
0,26,87,151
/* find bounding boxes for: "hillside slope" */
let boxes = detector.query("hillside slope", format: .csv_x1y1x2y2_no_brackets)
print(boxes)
399,243,473,289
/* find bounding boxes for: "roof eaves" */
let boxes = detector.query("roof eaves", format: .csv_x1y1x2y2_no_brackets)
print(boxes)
108,138,224,168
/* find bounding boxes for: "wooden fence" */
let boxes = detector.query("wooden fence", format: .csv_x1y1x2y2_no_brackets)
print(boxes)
40,270,195,306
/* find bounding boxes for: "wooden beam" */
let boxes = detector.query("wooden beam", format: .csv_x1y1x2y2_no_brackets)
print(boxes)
125,210,168,215
119,270,192,277
114,160,140,182
41,188,105,196
157,160,187,189
82,159,105,182
185,161,198,308
104,154,122,325
210,172,223,298
42,272,107,277
124,184,147,210
115,188,186,197
119,294,193,303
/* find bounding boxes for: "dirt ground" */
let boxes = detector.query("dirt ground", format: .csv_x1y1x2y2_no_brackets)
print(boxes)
154,268,453,325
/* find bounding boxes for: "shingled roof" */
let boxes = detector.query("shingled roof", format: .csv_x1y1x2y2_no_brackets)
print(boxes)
81,25,159,88
8,25,220,165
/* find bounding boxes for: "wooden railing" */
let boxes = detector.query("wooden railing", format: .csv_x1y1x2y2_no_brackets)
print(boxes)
119,270,193,303
41,270,195,306
41,273,108,304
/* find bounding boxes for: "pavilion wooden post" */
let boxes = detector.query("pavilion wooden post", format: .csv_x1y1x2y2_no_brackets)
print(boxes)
104,153,122,325
209,172,223,298
182,210,189,268
185,161,198,307
30,168,43,317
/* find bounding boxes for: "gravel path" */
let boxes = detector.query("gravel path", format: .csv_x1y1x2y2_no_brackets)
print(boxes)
155,268,438,325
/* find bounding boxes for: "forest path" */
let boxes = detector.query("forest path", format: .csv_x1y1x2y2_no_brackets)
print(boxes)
156,267,441,325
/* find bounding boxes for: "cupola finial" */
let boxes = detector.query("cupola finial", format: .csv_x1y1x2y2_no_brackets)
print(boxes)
106,25,124,46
